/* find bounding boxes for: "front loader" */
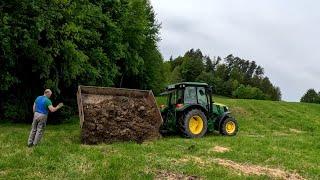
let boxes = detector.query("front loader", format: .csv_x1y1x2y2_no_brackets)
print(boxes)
76,82,238,144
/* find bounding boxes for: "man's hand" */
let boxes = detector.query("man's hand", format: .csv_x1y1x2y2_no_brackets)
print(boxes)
48,103,64,113
57,103,64,109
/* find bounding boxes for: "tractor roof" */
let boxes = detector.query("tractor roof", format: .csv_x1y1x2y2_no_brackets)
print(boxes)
160,82,211,95
166,82,209,90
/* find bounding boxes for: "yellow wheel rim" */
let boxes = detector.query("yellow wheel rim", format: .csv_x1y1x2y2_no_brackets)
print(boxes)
189,116,204,135
226,121,236,134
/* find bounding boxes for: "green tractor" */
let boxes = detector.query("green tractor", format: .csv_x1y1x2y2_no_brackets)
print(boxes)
159,82,238,138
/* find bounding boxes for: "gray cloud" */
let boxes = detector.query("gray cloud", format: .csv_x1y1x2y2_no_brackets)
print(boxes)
151,0,320,101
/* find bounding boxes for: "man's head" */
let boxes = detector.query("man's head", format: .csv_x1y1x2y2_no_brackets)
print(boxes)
44,89,52,98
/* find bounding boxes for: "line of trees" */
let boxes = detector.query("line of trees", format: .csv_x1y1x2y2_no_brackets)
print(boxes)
0,1,281,123
0,0,165,122
164,49,281,101
300,89,320,104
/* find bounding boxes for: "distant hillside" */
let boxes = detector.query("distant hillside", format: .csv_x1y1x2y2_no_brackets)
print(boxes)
215,97,320,134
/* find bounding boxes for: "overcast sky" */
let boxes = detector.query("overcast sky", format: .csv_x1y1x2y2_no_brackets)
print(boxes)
150,0,320,102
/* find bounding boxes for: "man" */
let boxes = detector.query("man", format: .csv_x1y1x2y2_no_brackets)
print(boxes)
27,89,63,147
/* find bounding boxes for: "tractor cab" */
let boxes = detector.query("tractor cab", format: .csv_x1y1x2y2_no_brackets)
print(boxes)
161,82,211,112
160,82,238,138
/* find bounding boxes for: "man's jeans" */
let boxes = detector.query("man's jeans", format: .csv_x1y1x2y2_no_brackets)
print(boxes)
28,112,48,145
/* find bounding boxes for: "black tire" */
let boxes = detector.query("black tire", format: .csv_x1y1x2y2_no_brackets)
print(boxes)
220,117,238,136
179,109,208,138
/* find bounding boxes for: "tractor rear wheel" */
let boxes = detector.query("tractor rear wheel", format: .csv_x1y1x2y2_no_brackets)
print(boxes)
220,117,238,136
179,109,207,138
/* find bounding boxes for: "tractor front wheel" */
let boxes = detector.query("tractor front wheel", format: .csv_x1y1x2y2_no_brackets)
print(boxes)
220,117,238,136
179,109,208,138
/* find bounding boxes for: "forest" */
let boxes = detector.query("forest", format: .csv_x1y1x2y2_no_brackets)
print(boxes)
0,0,280,122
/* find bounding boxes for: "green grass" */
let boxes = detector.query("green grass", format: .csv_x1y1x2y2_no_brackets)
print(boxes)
1,97,320,179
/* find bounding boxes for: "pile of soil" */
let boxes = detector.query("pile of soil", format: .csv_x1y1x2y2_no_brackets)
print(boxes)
81,96,162,144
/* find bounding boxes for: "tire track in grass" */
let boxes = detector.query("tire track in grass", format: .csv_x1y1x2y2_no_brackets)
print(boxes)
213,158,305,180
177,156,305,180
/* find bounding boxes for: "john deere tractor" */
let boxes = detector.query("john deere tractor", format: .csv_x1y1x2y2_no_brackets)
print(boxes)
159,82,238,138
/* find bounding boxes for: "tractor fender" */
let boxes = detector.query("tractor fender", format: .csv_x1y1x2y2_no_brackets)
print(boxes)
216,112,231,130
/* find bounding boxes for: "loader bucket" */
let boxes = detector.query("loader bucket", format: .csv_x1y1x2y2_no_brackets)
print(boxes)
77,85,163,144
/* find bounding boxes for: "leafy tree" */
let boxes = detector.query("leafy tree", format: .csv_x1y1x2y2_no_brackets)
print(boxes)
260,77,280,100
169,56,184,71
255,66,264,77
215,64,228,81
170,66,183,83
162,61,172,86
205,56,214,73
196,71,215,85
243,61,256,85
180,56,204,82
300,89,320,103
270,86,282,101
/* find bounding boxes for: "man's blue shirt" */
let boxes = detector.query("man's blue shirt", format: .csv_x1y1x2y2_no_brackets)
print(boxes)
35,96,52,115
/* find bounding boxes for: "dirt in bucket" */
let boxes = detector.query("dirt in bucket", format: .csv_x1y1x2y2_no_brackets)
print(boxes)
81,96,162,144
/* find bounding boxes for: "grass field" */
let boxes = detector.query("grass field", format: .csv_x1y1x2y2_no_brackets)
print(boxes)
1,97,320,179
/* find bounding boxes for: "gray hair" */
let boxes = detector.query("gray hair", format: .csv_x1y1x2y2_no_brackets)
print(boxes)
44,89,52,95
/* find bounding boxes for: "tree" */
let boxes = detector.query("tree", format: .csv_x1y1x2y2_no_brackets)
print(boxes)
245,61,257,84
270,86,282,101
169,56,184,71
255,66,264,77
300,89,320,103
162,61,172,85
170,66,183,83
196,72,215,85
180,56,204,82
175,49,206,82
215,64,228,81
205,56,214,73
259,77,281,100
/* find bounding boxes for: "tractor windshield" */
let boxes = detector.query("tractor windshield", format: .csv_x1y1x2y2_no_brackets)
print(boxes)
184,87,197,104
184,86,209,110
197,87,208,107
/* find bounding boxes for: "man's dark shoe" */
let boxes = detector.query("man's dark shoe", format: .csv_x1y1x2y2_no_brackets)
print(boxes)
27,144,33,148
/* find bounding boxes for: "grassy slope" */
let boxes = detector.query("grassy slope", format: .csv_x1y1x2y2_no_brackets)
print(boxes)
0,97,320,179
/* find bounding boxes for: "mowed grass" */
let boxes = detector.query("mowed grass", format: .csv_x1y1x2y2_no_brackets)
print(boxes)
1,97,320,179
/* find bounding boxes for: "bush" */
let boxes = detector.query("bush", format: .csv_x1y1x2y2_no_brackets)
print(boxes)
3,98,31,123
48,105,75,124
232,85,266,100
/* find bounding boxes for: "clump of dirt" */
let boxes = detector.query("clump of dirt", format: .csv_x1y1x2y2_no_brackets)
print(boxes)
246,134,265,138
289,128,303,134
0,170,9,176
81,96,162,144
155,170,200,180
214,158,305,180
273,131,290,136
230,107,250,116
210,146,230,153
